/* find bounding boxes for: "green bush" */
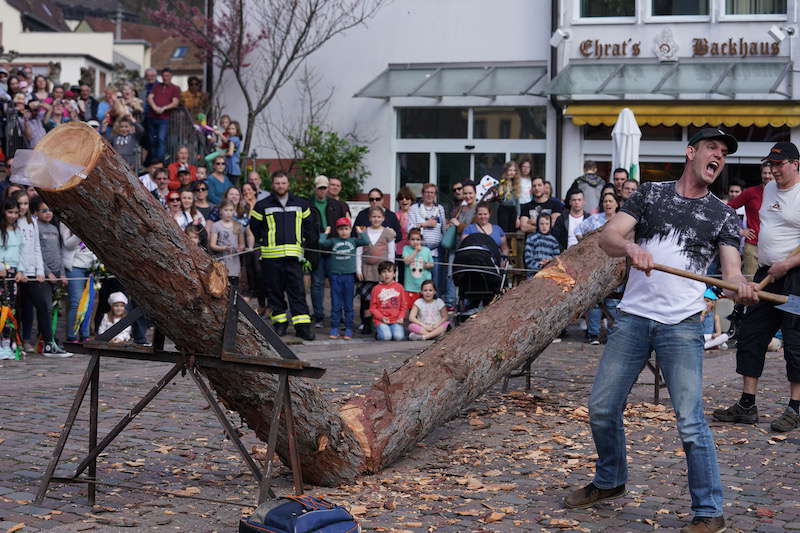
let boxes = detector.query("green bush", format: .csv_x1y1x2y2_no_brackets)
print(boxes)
290,125,370,200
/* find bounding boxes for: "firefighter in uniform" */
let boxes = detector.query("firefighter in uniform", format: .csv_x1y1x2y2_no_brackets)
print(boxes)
249,171,315,341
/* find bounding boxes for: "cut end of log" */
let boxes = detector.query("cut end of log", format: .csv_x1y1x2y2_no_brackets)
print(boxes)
34,122,106,191
206,261,229,298
339,404,372,462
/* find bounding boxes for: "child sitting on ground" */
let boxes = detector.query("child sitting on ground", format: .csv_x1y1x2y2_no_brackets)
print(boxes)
402,228,434,309
523,213,561,278
408,280,449,341
369,261,407,341
98,292,132,343
318,217,370,340
702,288,729,350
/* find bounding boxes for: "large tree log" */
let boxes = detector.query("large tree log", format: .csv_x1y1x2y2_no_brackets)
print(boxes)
34,122,625,485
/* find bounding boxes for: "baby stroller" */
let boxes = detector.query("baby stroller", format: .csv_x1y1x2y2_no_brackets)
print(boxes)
451,233,507,324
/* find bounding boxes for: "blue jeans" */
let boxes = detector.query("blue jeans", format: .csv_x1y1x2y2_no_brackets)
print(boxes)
146,118,169,163
376,322,405,341
311,256,330,323
66,267,90,341
330,273,355,331
587,298,621,337
589,311,723,517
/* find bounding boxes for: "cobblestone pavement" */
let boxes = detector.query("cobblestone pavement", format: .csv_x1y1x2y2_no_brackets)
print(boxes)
1,330,799,532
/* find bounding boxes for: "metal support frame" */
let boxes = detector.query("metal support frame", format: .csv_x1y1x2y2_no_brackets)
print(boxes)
407,67,442,97
710,62,736,97
770,61,792,97
35,289,324,507
596,64,625,94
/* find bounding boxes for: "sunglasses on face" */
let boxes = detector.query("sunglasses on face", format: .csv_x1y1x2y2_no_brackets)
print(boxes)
214,162,225,165
452,187,462,192
169,198,180,202
196,187,208,191
38,208,51,213
369,197,382,202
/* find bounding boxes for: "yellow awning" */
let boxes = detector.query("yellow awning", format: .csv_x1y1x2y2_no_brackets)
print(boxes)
565,103,800,128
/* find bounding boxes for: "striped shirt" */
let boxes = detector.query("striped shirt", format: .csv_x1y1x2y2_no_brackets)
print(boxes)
523,233,561,276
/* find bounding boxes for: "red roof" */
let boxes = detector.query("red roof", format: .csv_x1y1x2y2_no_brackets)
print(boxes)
85,16,203,74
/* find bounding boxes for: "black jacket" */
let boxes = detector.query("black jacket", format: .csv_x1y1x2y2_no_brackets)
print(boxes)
250,193,314,260
551,211,590,251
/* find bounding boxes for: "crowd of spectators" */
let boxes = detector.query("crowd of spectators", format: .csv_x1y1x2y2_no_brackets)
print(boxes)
0,64,768,351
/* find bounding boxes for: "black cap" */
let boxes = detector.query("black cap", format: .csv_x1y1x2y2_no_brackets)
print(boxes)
177,167,191,175
762,141,800,161
687,127,738,155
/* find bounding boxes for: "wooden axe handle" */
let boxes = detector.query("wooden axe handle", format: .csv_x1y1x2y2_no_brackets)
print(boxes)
652,264,788,305
754,245,800,291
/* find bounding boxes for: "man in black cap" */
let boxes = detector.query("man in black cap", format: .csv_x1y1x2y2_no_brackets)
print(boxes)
714,141,800,433
563,128,757,533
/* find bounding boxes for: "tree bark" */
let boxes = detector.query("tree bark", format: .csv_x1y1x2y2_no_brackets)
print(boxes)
34,122,625,485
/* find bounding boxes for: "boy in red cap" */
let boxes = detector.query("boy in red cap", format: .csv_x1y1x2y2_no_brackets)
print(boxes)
318,217,369,339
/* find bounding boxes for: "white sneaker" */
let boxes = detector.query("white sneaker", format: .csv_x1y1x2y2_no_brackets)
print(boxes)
580,319,587,331
23,341,36,353
408,333,424,341
0,346,15,360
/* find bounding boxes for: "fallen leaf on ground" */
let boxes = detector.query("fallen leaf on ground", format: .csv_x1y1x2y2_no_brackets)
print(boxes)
6,523,25,533
482,511,505,523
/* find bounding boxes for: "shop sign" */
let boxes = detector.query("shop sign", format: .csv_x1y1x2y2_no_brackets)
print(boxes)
579,39,641,58
692,38,780,57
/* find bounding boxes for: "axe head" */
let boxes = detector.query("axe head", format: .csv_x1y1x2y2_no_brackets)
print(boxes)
776,295,800,316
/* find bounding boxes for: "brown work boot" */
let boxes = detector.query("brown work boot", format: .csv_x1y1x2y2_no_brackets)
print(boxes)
680,516,726,533
563,482,625,509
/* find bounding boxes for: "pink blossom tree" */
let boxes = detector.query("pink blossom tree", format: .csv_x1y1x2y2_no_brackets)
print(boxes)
150,0,388,156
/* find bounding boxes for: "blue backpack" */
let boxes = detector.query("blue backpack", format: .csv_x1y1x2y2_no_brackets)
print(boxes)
239,495,360,533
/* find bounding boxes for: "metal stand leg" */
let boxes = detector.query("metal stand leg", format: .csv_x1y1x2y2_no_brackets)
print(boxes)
73,363,183,478
258,372,287,504
88,358,99,506
282,374,304,496
35,355,99,504
189,368,266,485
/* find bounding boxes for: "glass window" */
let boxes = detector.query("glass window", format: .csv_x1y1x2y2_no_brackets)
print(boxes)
172,47,188,59
584,124,682,141
687,124,789,143
473,107,546,139
581,0,635,17
437,154,470,206
652,0,708,15
397,153,430,192
397,108,468,139
641,125,682,141
510,154,546,178
726,0,786,15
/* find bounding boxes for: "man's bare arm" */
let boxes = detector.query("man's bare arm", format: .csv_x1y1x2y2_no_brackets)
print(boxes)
599,212,654,274
719,245,758,305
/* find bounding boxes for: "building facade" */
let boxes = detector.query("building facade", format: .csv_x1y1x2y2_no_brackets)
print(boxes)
221,0,798,203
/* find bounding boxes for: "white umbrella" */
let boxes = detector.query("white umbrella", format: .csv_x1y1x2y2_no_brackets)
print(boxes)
612,107,641,182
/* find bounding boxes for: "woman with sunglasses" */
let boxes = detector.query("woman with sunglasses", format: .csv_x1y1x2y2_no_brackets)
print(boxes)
352,188,402,237
192,180,214,219
166,191,182,220
207,156,233,205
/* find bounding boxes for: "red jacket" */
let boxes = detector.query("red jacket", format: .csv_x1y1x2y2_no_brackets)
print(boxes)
167,162,197,191
728,185,763,245
369,282,407,324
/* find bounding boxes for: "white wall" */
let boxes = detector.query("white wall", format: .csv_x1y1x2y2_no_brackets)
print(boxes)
220,0,550,193
115,42,150,73
554,0,800,191
10,56,112,93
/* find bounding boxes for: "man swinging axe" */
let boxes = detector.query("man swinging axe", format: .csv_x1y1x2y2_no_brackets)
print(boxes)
563,128,758,533
714,141,800,432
